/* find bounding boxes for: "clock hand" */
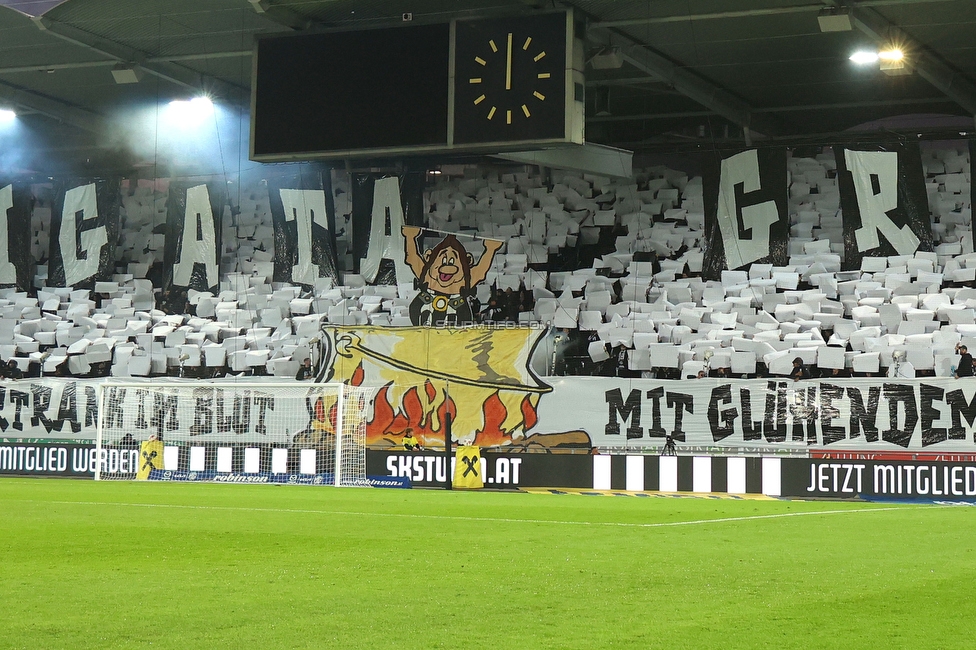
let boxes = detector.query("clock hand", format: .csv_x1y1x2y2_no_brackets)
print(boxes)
505,32,512,90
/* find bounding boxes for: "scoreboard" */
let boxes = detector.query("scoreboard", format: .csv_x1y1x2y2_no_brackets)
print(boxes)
250,11,584,161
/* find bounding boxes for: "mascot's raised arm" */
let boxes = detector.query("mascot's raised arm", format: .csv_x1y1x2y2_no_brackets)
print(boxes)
402,226,503,326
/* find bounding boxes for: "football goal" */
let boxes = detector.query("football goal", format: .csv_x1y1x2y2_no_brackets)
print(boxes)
94,381,374,486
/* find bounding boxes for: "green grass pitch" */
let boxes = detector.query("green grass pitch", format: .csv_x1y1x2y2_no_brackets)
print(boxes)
1,479,974,649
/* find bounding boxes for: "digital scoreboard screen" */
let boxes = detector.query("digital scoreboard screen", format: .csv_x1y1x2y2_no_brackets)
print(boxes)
251,24,451,160
250,12,581,161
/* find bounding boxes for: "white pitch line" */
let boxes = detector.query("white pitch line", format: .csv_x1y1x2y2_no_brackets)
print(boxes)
12,499,941,529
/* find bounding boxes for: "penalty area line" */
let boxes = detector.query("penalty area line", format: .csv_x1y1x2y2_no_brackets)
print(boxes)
13,499,940,529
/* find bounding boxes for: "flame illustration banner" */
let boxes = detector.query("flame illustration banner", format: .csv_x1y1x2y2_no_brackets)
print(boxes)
325,326,553,449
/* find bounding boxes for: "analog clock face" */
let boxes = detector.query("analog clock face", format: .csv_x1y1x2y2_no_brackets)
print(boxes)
453,14,567,145
467,32,550,125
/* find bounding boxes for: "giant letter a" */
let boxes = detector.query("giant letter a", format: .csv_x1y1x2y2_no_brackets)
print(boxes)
172,184,219,289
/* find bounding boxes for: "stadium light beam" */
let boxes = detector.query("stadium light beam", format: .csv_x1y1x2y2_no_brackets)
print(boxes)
165,96,215,126
878,48,903,62
0,108,16,123
849,51,879,65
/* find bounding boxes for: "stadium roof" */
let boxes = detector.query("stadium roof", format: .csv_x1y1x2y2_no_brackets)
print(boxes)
0,0,974,174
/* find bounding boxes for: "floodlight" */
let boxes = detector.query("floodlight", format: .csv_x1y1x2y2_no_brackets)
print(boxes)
189,96,213,111
878,48,910,75
849,51,879,65
164,96,215,126
168,96,214,117
0,108,15,122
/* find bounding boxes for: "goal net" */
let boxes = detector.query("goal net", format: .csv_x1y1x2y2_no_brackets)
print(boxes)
94,381,374,486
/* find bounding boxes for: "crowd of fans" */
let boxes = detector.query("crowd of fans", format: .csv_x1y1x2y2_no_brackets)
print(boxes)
4,247,968,382
3,149,972,383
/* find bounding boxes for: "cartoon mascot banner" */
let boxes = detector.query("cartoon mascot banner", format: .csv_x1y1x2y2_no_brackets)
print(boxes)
401,227,502,326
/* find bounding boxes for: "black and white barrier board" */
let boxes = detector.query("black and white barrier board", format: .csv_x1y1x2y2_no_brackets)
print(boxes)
591,455,976,500
155,444,333,475
0,442,136,477
784,458,976,499
369,450,593,490
591,454,771,494
6,442,976,501
370,451,773,493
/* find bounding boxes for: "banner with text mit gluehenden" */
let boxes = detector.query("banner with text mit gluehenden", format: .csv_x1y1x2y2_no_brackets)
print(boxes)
0,442,137,477
781,458,976,500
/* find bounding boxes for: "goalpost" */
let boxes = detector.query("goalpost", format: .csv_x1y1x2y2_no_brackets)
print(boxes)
94,381,374,486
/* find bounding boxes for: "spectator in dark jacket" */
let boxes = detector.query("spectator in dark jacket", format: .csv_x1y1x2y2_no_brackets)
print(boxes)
4,359,23,380
295,358,313,381
955,344,973,378
789,357,810,382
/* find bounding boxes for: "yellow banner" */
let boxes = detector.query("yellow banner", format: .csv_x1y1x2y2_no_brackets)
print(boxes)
136,440,164,480
327,326,550,449
453,446,483,489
